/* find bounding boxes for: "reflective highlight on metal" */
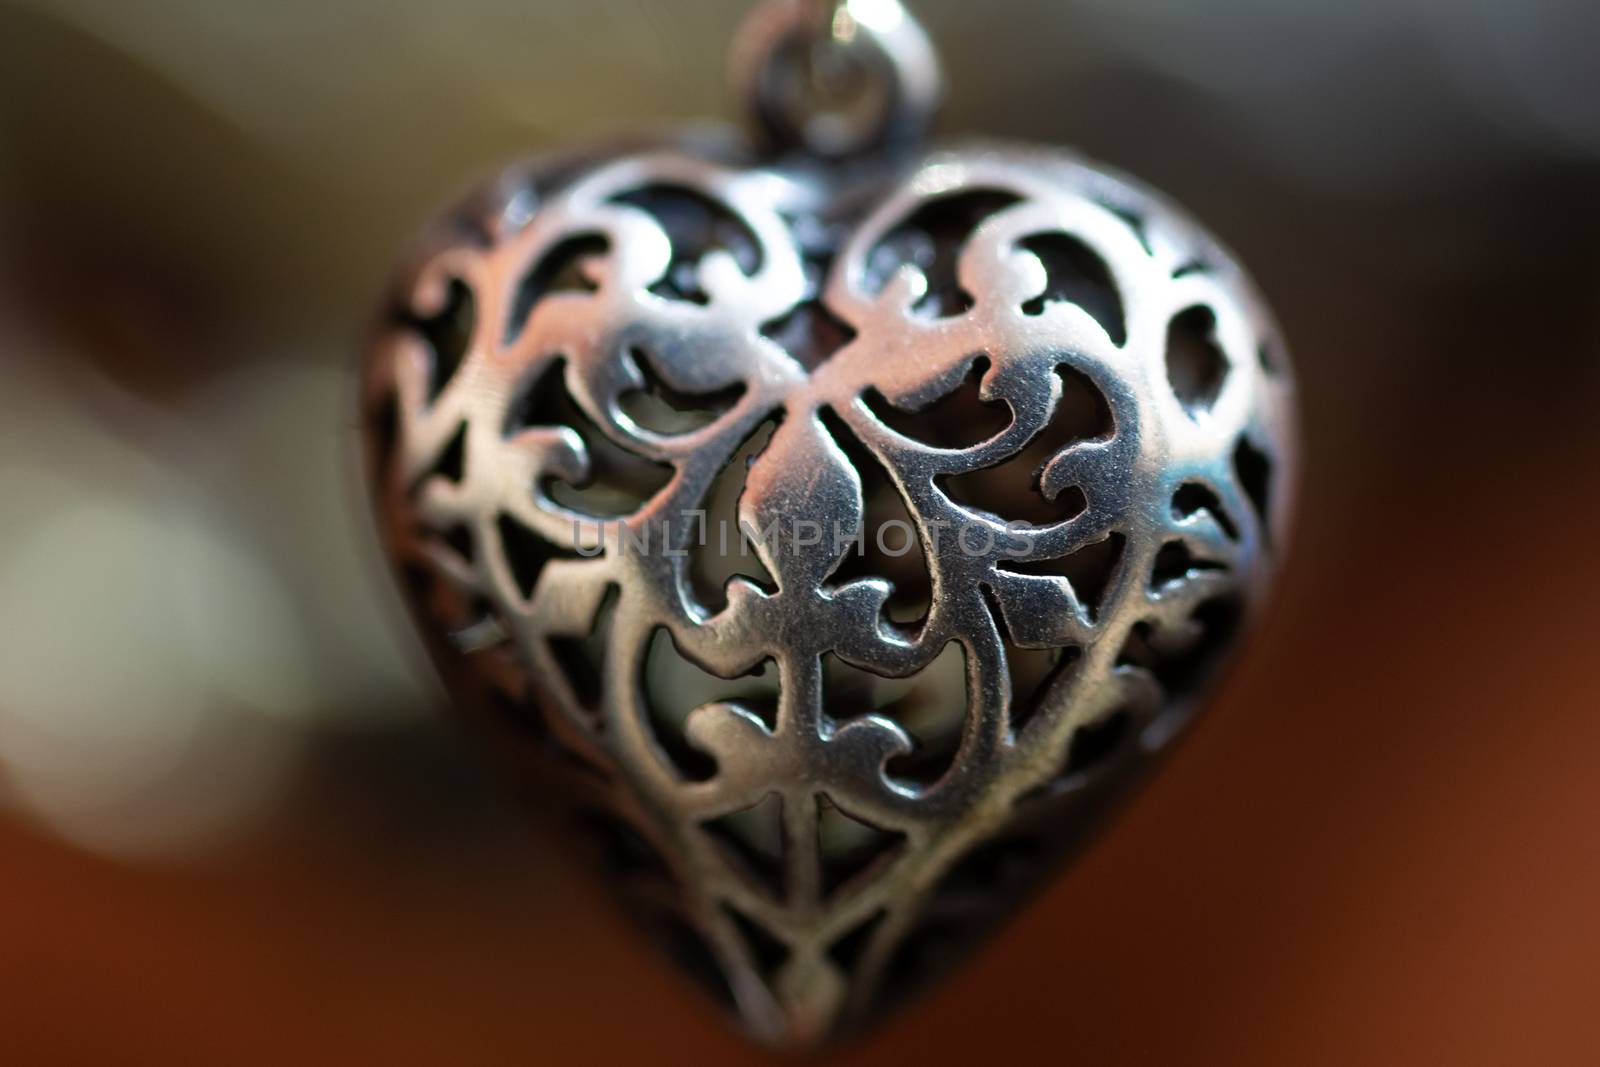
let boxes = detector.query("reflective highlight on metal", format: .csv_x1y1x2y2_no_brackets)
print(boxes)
361,0,1295,1049
730,0,943,157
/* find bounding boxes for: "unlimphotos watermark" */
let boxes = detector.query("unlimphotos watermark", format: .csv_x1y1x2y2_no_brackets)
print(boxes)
569,513,1043,560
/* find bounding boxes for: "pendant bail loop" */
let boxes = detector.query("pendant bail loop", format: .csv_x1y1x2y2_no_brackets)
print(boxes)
731,0,943,160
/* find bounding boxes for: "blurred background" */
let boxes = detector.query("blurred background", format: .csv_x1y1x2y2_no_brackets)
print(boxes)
1,0,1598,1063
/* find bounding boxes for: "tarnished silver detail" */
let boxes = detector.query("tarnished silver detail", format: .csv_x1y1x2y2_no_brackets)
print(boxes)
731,0,942,158
363,138,1295,1047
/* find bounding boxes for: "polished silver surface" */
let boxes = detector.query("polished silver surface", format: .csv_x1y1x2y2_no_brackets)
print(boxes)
365,0,1293,1049
730,0,942,158
363,135,1295,1046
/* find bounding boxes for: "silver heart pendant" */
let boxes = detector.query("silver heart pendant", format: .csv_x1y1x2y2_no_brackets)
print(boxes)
362,0,1295,1049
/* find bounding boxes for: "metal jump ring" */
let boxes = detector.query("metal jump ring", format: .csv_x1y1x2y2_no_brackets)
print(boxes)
730,0,944,159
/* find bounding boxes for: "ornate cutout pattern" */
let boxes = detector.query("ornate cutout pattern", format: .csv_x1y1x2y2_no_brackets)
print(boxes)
365,142,1295,1047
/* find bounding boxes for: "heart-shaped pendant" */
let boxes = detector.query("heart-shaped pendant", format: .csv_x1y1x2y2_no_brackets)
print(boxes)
362,0,1294,1049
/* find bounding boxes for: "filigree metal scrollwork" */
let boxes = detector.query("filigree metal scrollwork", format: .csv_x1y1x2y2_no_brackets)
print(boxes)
364,140,1295,1047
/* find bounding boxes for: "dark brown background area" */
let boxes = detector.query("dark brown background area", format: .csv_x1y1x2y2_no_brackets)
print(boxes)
1,1,1598,1063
